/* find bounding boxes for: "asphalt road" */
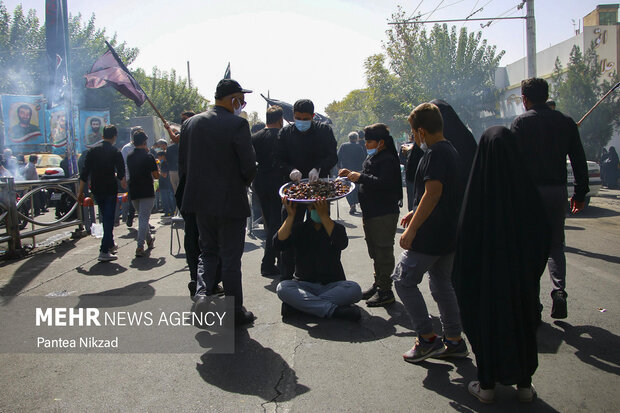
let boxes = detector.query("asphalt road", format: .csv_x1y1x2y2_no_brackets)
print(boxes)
0,189,618,413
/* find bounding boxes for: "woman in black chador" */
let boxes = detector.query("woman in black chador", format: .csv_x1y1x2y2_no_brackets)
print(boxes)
452,126,551,404
430,99,478,191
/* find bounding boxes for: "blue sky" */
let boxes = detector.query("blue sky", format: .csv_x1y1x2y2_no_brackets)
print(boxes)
4,0,614,119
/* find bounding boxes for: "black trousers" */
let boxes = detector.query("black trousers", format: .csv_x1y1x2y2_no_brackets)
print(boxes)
182,211,200,282
195,213,246,310
254,175,282,271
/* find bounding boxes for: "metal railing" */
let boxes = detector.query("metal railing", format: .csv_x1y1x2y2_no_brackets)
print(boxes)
0,176,85,257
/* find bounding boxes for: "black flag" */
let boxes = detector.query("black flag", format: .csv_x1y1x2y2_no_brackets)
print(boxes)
260,94,332,124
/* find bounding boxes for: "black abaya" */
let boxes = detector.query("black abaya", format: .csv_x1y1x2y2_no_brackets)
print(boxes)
430,99,478,190
452,126,551,386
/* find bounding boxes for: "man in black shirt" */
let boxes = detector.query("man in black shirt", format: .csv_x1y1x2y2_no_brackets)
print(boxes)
78,125,126,262
337,131,367,214
274,198,362,320
392,103,467,363
127,129,159,257
179,79,257,326
252,105,285,276
275,99,338,279
511,78,589,319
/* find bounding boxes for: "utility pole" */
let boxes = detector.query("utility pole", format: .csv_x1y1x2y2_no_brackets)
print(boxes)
187,61,191,88
526,0,537,78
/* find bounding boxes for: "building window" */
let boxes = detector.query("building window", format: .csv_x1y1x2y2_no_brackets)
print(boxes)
599,11,617,26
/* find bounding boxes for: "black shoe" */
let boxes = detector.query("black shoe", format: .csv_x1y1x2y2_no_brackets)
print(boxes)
235,307,256,326
191,295,211,318
366,289,395,307
349,205,357,214
332,305,361,321
281,302,301,318
126,218,133,228
213,284,225,296
551,290,568,319
149,224,155,230
261,265,280,277
188,280,197,298
361,284,378,300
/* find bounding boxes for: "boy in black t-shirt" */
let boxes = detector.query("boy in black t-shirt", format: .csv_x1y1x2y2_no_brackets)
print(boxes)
392,102,468,363
127,129,159,257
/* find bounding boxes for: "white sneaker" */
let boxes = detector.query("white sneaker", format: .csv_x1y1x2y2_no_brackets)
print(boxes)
517,385,537,402
98,252,118,262
468,381,494,404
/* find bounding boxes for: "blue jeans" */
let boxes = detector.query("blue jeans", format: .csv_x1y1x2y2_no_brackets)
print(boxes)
131,197,154,249
160,189,175,214
94,193,117,254
276,280,362,318
392,250,462,338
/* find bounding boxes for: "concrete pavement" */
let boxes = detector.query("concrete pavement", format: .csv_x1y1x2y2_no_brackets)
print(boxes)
0,190,619,412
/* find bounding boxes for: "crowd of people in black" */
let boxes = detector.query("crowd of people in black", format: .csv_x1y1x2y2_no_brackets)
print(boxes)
72,76,592,404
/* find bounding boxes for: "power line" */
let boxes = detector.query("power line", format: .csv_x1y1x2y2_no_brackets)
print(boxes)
425,0,445,21
389,16,525,25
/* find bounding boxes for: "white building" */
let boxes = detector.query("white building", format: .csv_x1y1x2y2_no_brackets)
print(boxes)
494,4,619,150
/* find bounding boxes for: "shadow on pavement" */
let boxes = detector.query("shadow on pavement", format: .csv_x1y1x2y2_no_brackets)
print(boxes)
244,242,260,253
196,329,310,403
565,246,620,265
335,220,357,229
282,308,396,342
536,321,564,354
0,242,77,302
262,275,280,293
571,206,620,218
74,268,185,308
129,256,167,271
564,225,585,231
421,359,561,412
554,321,620,376
118,228,137,239
76,262,127,276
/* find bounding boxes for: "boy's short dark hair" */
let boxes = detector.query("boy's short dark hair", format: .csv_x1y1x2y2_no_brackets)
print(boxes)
408,103,443,134
102,124,117,139
132,128,148,146
521,78,549,104
293,99,314,114
181,111,195,118
29,154,38,163
266,105,283,124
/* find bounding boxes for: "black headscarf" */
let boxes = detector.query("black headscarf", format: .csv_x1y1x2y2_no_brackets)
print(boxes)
452,126,551,386
430,99,478,188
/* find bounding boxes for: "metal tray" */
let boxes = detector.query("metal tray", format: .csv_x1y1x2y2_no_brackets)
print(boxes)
278,178,355,203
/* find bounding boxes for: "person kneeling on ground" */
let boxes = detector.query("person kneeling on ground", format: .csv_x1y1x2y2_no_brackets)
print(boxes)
275,197,363,321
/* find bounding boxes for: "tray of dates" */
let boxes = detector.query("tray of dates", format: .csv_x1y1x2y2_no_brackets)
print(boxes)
279,178,355,203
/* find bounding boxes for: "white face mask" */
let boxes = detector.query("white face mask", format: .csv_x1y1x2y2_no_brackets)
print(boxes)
232,97,245,116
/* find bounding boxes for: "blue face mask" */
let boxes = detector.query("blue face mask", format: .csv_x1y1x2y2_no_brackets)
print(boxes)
295,119,312,132
367,148,377,156
310,209,322,223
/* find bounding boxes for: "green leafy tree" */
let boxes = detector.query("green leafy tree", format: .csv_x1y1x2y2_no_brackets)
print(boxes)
329,7,505,139
325,88,377,143
550,44,620,160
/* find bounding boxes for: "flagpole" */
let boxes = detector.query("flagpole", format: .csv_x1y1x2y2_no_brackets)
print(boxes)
103,41,172,131
577,81,620,127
